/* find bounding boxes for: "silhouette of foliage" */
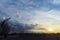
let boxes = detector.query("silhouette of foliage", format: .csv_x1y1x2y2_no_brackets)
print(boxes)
0,18,10,38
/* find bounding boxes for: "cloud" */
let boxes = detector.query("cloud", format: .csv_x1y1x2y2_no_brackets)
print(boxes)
24,9,60,25
0,0,60,33
51,0,60,4
0,0,60,24
40,10,60,20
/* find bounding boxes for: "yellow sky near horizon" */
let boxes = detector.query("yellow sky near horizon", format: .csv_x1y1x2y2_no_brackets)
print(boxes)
28,21,60,33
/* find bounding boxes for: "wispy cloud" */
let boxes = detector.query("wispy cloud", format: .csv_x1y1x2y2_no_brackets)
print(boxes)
0,0,60,24
0,0,60,33
50,0,60,4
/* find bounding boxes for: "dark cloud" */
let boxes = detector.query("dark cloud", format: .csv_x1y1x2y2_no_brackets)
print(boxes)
3,18,35,33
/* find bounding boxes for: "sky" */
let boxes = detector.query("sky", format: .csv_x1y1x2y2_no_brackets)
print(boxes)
0,0,60,33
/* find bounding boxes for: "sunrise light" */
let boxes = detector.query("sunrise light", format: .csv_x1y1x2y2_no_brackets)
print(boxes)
46,27,55,33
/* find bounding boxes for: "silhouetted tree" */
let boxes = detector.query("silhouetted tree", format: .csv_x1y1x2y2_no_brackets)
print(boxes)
0,18,10,38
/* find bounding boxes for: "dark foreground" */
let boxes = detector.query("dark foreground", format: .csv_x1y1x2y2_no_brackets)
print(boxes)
0,33,60,40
